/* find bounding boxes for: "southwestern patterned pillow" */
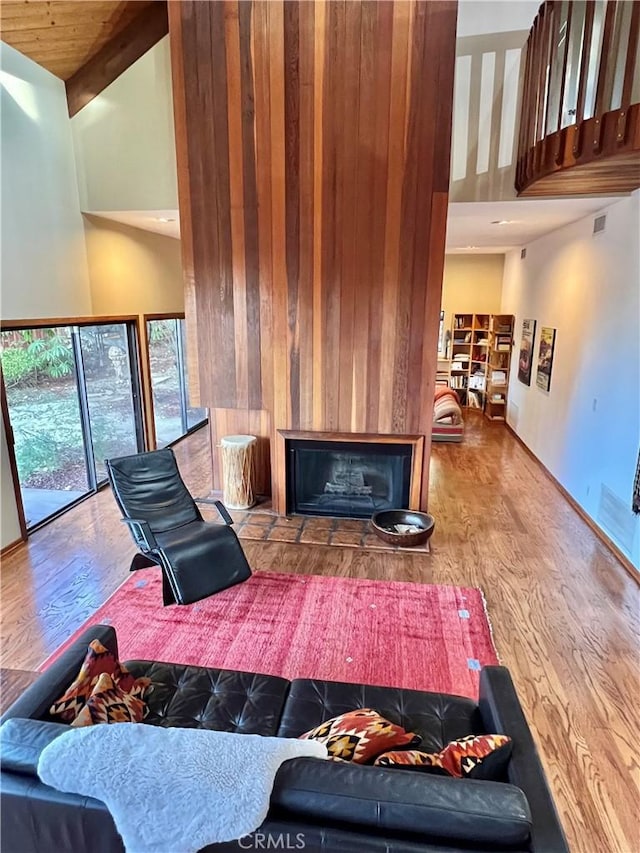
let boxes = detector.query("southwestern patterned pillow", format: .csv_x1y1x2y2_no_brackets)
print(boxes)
299,709,420,763
374,733,512,780
71,672,148,727
50,639,150,723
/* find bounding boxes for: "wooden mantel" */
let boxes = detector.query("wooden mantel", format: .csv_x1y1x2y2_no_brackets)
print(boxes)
168,0,458,512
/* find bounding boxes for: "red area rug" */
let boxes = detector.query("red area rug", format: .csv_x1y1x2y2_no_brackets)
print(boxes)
43,571,499,699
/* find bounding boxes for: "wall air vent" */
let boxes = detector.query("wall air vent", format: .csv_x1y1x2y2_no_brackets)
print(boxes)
593,214,607,235
598,484,635,553
520,248,527,259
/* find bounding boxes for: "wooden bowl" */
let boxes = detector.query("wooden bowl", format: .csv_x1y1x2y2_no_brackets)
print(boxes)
370,510,435,548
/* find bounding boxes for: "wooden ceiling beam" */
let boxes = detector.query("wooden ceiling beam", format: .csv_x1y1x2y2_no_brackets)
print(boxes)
0,1,156,79
65,1,168,118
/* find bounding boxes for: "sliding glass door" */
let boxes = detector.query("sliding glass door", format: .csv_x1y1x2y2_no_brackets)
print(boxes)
78,324,144,482
1,327,89,528
147,318,207,448
0,322,143,530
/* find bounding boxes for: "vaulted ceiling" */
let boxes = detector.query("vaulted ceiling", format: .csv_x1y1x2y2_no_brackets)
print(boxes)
1,1,156,79
1,0,168,115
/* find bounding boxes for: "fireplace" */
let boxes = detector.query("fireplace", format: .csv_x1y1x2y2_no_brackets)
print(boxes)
280,432,424,519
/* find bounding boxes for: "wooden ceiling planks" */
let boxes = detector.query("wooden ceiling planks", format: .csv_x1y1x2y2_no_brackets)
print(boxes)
0,0,156,80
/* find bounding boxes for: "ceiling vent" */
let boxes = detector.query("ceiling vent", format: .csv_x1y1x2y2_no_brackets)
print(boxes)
593,214,607,235
520,248,527,259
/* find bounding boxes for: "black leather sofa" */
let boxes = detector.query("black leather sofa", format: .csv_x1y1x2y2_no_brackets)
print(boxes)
0,625,569,853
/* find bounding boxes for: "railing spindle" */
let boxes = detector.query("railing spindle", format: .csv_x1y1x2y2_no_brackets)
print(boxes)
575,0,595,123
535,5,553,143
594,0,618,116
621,1,640,109
518,33,534,160
543,1,561,136
556,2,574,131
526,18,541,150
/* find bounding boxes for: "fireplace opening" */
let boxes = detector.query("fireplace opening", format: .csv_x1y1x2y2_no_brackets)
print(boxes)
285,438,412,519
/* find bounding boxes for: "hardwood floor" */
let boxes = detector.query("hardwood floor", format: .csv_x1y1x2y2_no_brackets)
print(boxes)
0,667,39,714
1,415,638,852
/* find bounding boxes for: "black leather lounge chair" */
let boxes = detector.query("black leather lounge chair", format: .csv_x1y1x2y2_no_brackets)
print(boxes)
106,448,252,606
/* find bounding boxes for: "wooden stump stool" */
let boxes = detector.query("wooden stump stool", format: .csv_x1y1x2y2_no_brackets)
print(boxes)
220,435,257,509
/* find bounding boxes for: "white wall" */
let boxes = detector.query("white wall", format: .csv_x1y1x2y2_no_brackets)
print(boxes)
71,38,177,212
451,1,539,203
457,1,539,38
0,42,91,319
1,43,94,548
501,192,640,569
441,254,504,335
83,215,184,315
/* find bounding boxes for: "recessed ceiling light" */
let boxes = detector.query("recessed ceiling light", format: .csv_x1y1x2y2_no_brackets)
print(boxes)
156,217,176,223
491,219,515,225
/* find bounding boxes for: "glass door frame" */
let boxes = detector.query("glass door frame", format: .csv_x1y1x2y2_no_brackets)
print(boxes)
143,312,208,450
0,315,146,538
0,377,28,545
175,321,190,436
73,323,146,486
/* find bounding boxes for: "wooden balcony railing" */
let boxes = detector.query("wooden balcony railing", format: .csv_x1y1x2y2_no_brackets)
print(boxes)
516,0,640,195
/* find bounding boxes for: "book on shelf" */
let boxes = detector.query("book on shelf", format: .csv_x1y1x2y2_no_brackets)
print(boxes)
468,391,482,408
490,370,506,384
454,316,473,329
450,376,468,389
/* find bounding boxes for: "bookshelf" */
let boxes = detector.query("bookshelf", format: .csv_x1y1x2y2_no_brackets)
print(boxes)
436,356,451,386
484,314,514,422
448,313,514,419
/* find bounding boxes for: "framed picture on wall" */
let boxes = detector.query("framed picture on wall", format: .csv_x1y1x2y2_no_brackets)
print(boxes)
517,318,536,386
536,326,556,392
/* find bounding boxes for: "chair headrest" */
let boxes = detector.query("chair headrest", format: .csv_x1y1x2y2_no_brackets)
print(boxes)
106,449,200,533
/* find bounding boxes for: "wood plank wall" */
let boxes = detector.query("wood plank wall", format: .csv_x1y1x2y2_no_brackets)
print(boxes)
169,0,458,512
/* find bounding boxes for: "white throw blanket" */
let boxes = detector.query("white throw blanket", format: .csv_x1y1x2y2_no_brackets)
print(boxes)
38,723,327,853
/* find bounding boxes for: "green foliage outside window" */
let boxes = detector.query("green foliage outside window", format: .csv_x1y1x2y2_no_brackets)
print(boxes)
0,330,74,386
